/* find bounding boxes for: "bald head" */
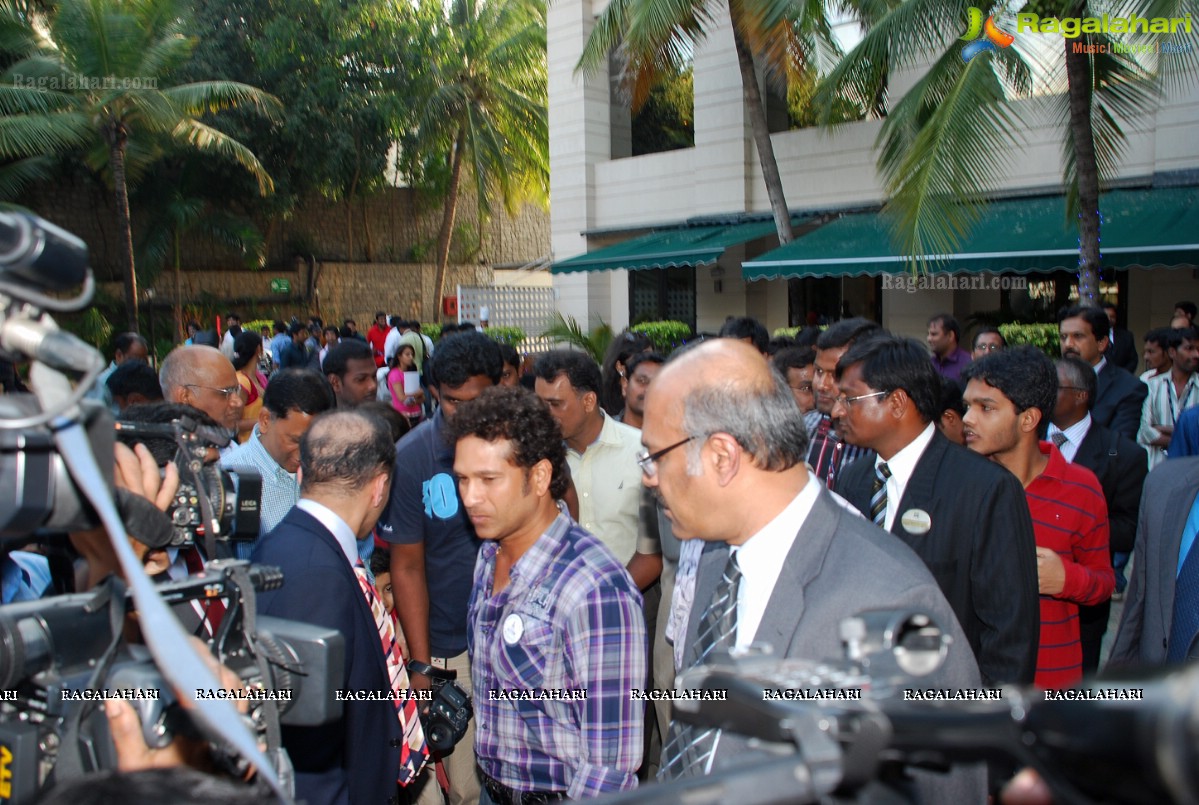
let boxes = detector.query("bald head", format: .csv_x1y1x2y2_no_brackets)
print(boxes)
159,346,244,432
299,409,395,497
648,339,808,472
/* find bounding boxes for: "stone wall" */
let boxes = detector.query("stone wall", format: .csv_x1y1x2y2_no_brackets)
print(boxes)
21,183,548,278
98,261,494,326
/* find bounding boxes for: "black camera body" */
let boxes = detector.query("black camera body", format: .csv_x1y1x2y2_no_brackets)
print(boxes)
408,662,472,753
114,415,262,548
0,562,344,804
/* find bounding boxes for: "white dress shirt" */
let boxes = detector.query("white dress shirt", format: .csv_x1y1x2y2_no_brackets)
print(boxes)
877,423,936,531
1047,414,1092,464
731,476,820,648
296,499,359,566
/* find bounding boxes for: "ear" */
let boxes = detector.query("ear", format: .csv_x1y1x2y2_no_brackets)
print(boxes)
327,374,342,394
370,472,390,508
529,458,553,497
886,388,910,419
581,390,598,413
706,432,741,487
143,548,170,576
429,384,441,404
257,407,272,436
1020,406,1043,435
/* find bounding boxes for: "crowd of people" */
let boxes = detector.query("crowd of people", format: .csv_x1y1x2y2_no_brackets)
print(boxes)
6,297,1199,805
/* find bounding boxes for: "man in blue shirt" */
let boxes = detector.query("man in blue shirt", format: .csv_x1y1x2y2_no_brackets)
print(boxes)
222,369,336,558
378,330,502,805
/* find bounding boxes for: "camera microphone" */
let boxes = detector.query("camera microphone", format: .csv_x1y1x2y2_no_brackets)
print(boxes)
0,314,104,374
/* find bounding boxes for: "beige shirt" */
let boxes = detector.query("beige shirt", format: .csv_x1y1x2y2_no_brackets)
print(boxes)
566,412,653,563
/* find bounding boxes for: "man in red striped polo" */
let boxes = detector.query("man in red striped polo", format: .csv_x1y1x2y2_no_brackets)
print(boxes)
962,345,1115,689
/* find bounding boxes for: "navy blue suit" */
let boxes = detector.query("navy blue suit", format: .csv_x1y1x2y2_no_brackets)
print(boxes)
253,507,402,805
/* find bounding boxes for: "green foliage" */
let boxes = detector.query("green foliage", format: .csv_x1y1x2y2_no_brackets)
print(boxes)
631,320,692,353
631,66,694,156
542,312,613,365
422,323,442,343
485,326,525,347
244,319,275,335
998,323,1060,357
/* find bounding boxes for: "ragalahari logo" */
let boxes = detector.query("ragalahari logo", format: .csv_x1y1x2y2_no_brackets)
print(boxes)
961,8,1016,61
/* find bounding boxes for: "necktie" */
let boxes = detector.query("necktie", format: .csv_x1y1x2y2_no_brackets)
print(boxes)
1051,431,1068,449
809,417,833,481
184,547,227,637
662,552,742,778
1167,495,1199,663
354,560,429,784
870,462,892,528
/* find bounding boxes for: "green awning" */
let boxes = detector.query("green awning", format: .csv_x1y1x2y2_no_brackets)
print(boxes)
742,187,1199,280
553,218,793,274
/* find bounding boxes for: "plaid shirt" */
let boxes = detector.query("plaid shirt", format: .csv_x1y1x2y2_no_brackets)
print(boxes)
469,512,646,798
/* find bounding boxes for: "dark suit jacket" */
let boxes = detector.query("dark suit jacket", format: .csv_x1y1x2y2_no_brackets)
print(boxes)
681,487,985,803
1108,328,1139,375
839,430,1040,686
253,507,402,805
1073,422,1147,555
1093,361,1148,440
1109,458,1199,667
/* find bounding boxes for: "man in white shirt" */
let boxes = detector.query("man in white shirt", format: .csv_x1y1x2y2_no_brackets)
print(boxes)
534,350,661,590
642,339,983,803
1138,326,1199,467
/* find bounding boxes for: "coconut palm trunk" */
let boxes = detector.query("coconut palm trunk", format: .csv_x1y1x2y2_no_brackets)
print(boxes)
1064,33,1102,305
731,18,793,245
433,126,467,324
107,122,139,331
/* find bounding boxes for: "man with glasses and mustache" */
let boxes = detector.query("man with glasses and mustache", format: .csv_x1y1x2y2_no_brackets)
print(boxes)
159,345,246,457
834,334,1039,687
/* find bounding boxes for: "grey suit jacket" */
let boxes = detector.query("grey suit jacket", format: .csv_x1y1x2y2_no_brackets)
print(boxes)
680,486,985,803
1109,457,1199,667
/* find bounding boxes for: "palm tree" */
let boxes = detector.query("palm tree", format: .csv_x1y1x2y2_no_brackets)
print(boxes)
412,0,549,324
816,0,1195,297
542,311,613,364
0,0,279,330
579,0,842,248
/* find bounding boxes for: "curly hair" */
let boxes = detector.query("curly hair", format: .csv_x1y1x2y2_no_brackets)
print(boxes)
448,386,569,499
962,345,1058,437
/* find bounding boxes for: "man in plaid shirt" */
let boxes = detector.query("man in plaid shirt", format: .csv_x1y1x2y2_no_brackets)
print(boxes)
452,387,646,802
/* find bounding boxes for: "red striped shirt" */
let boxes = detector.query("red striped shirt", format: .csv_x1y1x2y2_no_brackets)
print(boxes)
1025,442,1114,689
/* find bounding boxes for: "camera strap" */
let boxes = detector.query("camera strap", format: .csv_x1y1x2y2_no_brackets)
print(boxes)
54,576,128,782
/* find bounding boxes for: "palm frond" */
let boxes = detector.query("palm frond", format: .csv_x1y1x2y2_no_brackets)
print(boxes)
162,81,282,121
542,311,614,365
0,154,56,199
171,117,274,194
0,110,92,158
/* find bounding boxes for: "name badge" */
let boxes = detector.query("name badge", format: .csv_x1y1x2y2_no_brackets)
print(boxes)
502,614,524,645
900,509,932,535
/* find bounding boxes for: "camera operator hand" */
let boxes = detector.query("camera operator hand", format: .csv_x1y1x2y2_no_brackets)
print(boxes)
70,443,179,588
104,637,252,774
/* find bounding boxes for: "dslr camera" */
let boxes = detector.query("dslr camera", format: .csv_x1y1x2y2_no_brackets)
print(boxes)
407,661,472,753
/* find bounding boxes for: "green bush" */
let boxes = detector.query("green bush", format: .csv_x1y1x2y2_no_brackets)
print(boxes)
631,320,692,353
999,323,1060,357
485,326,526,347
422,323,442,343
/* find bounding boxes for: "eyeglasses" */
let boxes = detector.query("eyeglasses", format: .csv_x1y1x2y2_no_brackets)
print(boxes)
637,436,696,477
974,344,1003,352
833,390,889,408
186,384,242,400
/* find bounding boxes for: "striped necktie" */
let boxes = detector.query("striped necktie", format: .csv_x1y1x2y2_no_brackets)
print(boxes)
1051,431,1068,449
661,552,742,778
870,462,891,528
353,560,429,785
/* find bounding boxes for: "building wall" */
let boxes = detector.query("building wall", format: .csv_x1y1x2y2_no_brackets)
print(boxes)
550,0,1199,339
98,262,492,328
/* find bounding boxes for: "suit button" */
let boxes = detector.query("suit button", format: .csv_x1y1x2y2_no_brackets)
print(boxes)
390,739,402,747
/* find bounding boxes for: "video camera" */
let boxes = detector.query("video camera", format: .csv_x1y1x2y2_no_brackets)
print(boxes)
0,560,343,804
599,610,1199,805
113,415,262,549
0,211,305,802
407,661,472,753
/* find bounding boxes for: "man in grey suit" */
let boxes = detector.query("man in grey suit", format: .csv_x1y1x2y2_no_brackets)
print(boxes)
1108,457,1199,667
642,339,984,803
